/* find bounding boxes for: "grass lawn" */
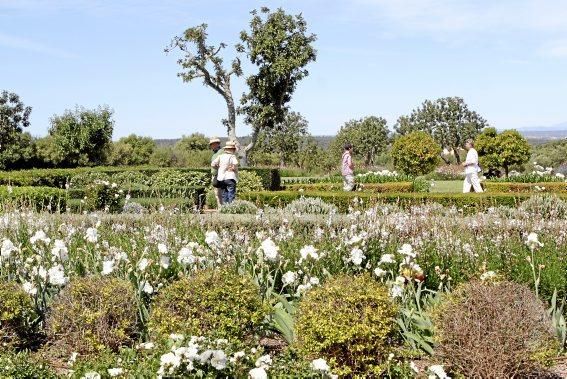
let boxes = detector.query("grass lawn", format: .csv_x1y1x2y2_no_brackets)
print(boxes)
430,180,463,193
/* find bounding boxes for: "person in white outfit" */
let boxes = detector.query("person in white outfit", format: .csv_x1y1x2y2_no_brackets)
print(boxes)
211,141,239,204
462,139,483,193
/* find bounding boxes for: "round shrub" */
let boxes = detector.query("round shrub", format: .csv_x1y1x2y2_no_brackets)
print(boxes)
84,181,124,213
294,275,399,377
520,194,567,220
220,200,258,214
0,282,37,349
237,170,264,193
285,197,338,215
149,267,266,341
46,277,138,357
433,280,558,378
150,170,208,188
69,171,110,188
391,131,441,176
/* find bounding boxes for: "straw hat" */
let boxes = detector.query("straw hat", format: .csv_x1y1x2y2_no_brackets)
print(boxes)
223,141,237,150
208,137,221,145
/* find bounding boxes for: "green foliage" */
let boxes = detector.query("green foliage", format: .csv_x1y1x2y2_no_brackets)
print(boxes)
532,139,567,169
330,116,390,166
0,186,66,211
286,182,416,193
391,131,441,176
0,351,58,379
295,275,399,377
484,182,566,193
519,194,567,219
0,132,37,170
476,128,531,177
172,148,212,168
490,172,564,183
433,281,558,378
149,146,176,167
108,134,156,166
219,199,259,214
150,169,209,187
174,133,209,152
111,170,152,188
46,276,138,357
69,171,110,188
0,282,38,349
237,170,264,193
0,90,32,150
396,97,488,163
238,7,317,153
285,196,338,214
48,106,114,167
149,267,266,341
84,181,124,213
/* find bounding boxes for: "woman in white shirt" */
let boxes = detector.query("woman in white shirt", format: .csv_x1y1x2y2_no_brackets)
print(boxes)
211,141,239,204
462,139,483,193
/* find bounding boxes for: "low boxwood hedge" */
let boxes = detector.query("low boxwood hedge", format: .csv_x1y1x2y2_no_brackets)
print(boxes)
67,197,200,213
0,186,66,211
0,166,281,191
241,191,567,213
483,182,566,193
68,185,206,200
284,182,415,193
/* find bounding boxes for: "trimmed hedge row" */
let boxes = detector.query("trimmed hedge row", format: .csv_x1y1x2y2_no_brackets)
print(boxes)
241,191,567,213
0,166,281,191
484,182,566,193
0,186,66,211
67,197,199,212
68,186,206,200
284,182,415,193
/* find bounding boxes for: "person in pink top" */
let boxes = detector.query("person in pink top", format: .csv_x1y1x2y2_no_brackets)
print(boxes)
341,143,355,191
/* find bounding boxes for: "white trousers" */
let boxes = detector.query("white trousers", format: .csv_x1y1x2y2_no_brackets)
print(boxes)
463,172,483,193
343,174,355,191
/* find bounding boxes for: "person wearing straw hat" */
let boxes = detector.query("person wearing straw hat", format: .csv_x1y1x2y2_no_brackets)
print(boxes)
209,137,224,208
211,141,239,204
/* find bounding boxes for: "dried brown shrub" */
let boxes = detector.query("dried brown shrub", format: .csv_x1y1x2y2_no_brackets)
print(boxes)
433,280,558,378
46,276,138,357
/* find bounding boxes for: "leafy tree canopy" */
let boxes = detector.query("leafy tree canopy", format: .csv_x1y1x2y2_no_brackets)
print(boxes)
0,90,32,149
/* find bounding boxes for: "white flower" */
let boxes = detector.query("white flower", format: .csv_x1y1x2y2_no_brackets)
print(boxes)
82,372,101,379
141,281,154,294
1,239,17,259
205,231,220,247
138,258,150,271
480,271,497,281
410,361,419,373
349,248,365,266
22,281,37,295
51,239,68,261
259,238,279,262
374,267,387,278
107,368,123,377
102,260,115,275
311,358,330,372
30,230,51,245
169,333,184,342
210,350,227,370
282,271,297,286
249,367,268,379
556,173,565,179
85,227,98,243
428,364,450,378
309,277,320,286
157,243,168,254
379,254,395,264
48,265,67,286
390,284,403,298
255,354,272,368
160,352,181,368
137,342,155,350
398,244,415,258
160,255,170,269
526,232,544,248
177,247,196,265
299,245,319,261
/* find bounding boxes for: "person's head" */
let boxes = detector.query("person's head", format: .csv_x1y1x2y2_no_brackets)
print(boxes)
344,143,353,152
209,137,221,152
223,141,237,154
465,139,474,150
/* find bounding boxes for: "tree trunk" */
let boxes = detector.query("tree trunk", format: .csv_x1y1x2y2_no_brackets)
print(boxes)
504,165,509,178
242,127,259,167
453,147,461,164
440,154,450,165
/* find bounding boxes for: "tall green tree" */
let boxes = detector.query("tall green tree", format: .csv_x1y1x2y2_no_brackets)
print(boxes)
391,131,441,176
475,128,531,177
395,97,488,164
174,133,209,152
0,90,32,150
166,24,242,143
108,134,156,166
330,116,390,166
256,111,309,167
238,7,317,158
49,106,114,167
0,132,36,170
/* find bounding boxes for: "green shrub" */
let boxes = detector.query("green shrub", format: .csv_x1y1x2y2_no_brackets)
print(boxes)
519,194,567,219
285,197,338,214
0,186,66,211
220,200,259,214
46,277,138,357
411,178,431,193
84,181,124,213
295,275,399,377
237,170,264,193
69,171,110,188
149,267,266,341
0,351,58,379
391,131,441,176
0,282,38,349
285,182,415,193
111,170,151,188
150,169,209,188
433,281,558,378
490,172,564,183
484,182,566,193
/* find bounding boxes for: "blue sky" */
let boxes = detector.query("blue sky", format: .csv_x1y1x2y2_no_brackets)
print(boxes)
1,0,566,139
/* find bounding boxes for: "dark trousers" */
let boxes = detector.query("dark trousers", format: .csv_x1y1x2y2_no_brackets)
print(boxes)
222,180,237,204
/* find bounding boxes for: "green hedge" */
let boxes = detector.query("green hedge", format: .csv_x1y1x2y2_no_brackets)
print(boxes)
484,182,566,193
241,191,567,213
67,197,199,212
0,186,67,211
68,186,206,200
0,166,281,191
284,182,415,193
